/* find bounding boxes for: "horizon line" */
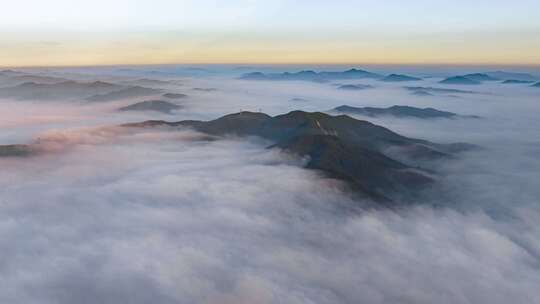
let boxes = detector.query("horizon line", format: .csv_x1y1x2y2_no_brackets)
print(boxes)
3,62,540,70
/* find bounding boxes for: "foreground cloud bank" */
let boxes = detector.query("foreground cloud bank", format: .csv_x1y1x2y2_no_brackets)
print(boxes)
0,66,539,303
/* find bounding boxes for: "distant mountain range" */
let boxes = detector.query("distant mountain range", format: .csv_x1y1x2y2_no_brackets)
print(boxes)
119,78,175,87
241,69,383,82
405,86,477,95
484,71,537,81
192,88,218,92
122,110,475,202
0,144,35,157
502,80,535,84
0,81,123,100
239,68,539,87
332,105,479,119
0,75,69,87
118,100,181,114
0,80,161,101
381,74,422,82
337,84,374,90
0,70,25,78
411,90,433,96
462,73,499,82
439,76,481,85
163,93,188,99
86,86,161,102
289,97,309,102
439,72,538,85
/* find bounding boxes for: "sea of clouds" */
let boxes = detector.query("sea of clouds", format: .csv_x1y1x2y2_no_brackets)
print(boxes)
0,66,539,303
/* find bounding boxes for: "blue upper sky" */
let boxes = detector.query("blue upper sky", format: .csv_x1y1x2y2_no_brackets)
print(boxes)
2,0,539,31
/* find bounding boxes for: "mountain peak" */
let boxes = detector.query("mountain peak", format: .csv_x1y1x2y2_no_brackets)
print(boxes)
462,73,499,81
121,110,474,202
381,74,422,82
439,76,480,85
118,100,182,114
332,104,479,119
240,69,382,81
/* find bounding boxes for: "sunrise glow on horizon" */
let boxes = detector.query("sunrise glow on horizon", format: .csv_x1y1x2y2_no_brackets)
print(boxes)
2,0,540,67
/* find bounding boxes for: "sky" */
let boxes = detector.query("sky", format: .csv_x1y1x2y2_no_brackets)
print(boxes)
1,0,540,67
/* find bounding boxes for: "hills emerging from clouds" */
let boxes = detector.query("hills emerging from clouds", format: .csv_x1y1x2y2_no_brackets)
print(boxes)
163,93,188,99
0,74,69,87
484,71,537,82
121,110,474,202
0,80,118,100
1,64,540,304
439,72,539,85
502,80,535,84
439,76,482,85
381,74,422,82
0,108,474,202
240,68,538,86
86,86,161,102
118,100,182,114
332,105,480,119
1,69,537,99
0,144,35,157
241,69,382,82
404,86,479,97
0,79,162,102
241,70,423,83
337,84,374,90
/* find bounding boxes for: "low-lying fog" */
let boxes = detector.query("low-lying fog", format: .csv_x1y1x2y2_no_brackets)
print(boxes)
0,66,539,303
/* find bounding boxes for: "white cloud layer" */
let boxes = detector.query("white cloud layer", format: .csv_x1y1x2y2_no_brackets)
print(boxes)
0,68,539,303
